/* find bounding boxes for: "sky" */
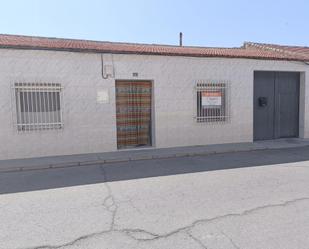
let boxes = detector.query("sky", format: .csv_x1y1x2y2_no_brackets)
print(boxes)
0,0,308,47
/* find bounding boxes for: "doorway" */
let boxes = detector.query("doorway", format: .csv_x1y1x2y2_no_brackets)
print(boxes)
253,71,300,141
115,80,152,149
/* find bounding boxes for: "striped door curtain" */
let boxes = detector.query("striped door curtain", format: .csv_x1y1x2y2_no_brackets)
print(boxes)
116,81,152,149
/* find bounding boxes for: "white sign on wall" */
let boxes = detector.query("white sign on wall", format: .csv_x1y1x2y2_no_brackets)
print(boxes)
202,91,222,107
97,89,109,104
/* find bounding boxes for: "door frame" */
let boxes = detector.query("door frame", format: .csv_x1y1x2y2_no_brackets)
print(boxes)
115,79,155,150
253,71,301,141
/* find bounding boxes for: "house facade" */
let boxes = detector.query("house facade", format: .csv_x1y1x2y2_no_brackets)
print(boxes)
0,35,308,160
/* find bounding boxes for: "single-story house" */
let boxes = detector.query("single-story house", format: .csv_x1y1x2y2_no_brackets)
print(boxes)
0,34,308,160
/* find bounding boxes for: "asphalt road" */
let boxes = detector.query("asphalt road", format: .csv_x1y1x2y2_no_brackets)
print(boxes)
1,146,309,249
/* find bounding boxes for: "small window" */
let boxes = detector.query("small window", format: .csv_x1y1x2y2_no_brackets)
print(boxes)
196,81,229,123
13,83,63,131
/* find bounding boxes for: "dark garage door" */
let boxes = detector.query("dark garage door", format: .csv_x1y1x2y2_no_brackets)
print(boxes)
254,71,299,141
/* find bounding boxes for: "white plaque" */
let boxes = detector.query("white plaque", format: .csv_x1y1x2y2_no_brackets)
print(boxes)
97,89,109,104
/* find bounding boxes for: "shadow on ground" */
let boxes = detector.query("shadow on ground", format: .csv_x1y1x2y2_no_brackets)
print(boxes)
1,146,309,195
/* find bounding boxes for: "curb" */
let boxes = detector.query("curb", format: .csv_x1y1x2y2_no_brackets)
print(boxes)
0,144,308,173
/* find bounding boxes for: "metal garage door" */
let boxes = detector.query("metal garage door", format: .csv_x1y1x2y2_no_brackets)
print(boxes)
116,81,152,149
254,71,299,141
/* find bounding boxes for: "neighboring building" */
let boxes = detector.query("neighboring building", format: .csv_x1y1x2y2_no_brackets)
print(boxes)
0,34,308,160
244,42,309,61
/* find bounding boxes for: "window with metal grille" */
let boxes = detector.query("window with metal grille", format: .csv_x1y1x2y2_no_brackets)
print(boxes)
196,81,229,123
13,83,63,131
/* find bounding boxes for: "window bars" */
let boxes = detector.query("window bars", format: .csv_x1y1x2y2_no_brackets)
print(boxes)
13,83,63,132
196,80,230,123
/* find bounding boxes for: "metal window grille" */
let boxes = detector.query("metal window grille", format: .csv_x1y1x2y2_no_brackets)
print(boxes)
196,80,230,123
13,83,63,132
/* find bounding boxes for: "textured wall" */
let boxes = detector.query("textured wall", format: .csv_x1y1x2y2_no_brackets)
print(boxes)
0,49,308,160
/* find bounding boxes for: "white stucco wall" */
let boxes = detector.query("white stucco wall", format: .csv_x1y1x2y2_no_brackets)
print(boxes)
0,48,308,160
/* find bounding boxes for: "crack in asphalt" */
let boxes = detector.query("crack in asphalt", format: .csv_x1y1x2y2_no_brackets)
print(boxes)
220,230,241,249
100,165,118,231
21,173,309,249
117,196,309,242
120,228,159,241
22,230,112,249
187,231,208,249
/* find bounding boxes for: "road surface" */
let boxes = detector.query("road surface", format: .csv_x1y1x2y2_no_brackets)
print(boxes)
1,146,309,249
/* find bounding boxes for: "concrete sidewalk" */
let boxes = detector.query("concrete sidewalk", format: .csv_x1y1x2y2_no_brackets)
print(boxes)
1,138,309,173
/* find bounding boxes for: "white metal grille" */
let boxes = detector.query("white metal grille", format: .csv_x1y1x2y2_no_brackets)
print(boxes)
13,83,63,131
196,80,230,123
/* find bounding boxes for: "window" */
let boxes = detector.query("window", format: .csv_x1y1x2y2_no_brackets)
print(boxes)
196,81,229,123
13,83,63,131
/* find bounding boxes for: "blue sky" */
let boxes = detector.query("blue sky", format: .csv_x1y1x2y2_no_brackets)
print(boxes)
0,0,308,47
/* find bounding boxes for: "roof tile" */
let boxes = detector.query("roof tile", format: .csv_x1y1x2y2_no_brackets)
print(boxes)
244,42,309,61
0,34,306,61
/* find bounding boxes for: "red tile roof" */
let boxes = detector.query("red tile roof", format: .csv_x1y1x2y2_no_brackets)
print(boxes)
244,42,309,61
0,34,307,61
